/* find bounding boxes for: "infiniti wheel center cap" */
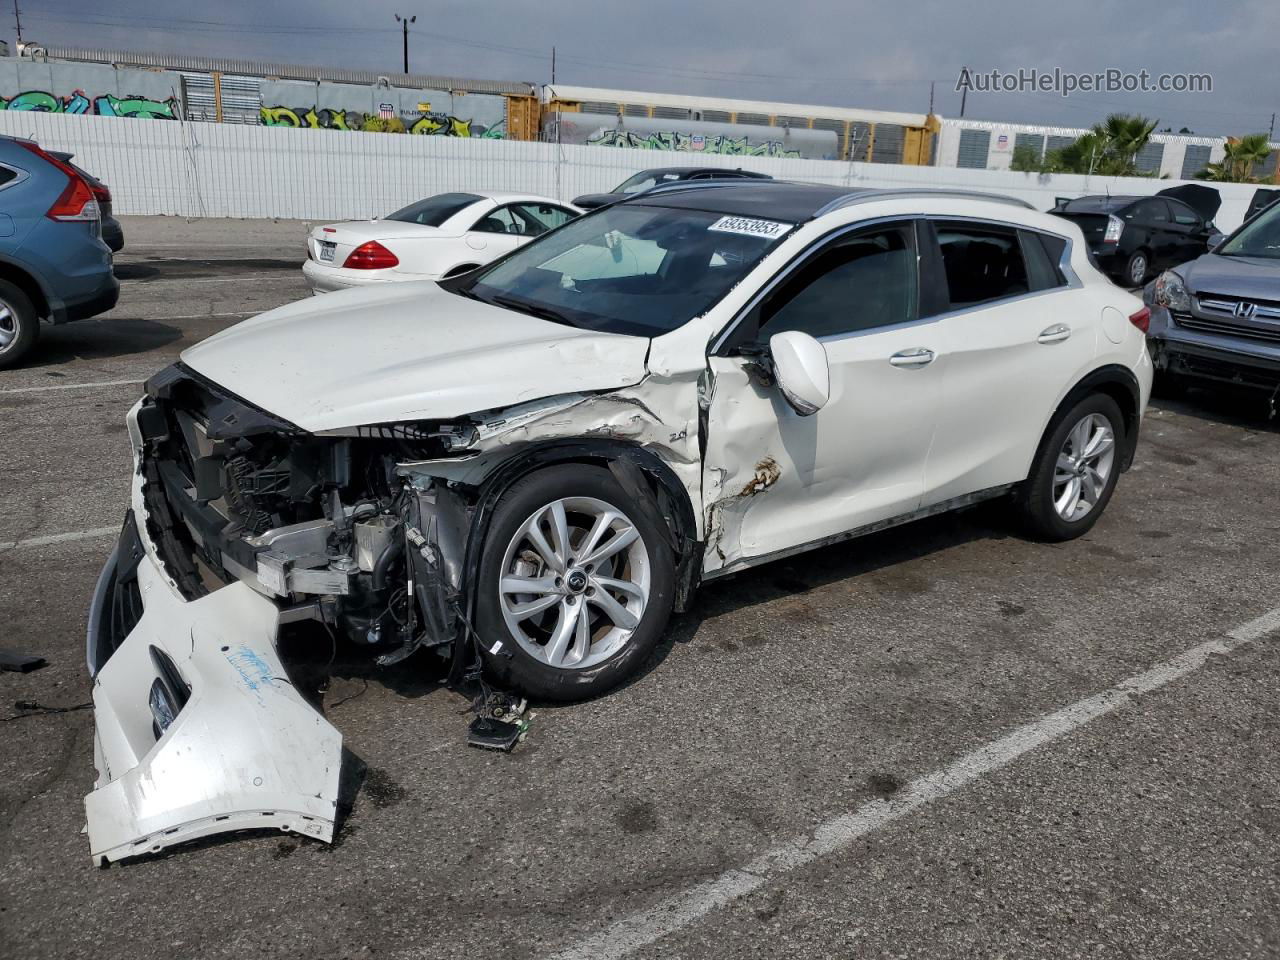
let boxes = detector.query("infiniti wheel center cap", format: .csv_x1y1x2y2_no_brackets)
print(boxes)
566,570,588,593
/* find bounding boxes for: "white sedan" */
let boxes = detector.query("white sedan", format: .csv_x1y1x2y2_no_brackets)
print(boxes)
301,191,582,293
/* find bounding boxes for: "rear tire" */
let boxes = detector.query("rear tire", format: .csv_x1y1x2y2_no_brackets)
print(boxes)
1019,394,1126,542
475,464,676,702
1125,250,1150,288
0,281,39,370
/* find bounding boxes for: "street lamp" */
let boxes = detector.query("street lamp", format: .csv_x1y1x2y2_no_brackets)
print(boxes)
394,14,416,75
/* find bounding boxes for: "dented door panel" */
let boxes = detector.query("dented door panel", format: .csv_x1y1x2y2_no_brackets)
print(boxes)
701,320,943,574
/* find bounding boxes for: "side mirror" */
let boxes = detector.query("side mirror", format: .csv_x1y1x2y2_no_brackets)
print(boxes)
768,330,830,416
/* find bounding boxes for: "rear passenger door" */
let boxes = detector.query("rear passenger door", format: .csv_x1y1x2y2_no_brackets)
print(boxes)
1126,199,1174,267
921,220,1095,505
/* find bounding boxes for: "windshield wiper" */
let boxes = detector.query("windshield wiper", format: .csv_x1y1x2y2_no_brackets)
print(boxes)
487,294,577,327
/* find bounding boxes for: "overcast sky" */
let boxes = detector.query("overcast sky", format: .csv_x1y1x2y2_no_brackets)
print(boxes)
20,0,1279,137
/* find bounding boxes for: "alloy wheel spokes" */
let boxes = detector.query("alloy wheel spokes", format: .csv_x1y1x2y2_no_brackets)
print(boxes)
499,496,651,671
1052,413,1117,522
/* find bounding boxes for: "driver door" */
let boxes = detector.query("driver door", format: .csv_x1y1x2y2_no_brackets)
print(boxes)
701,220,944,575
463,204,525,259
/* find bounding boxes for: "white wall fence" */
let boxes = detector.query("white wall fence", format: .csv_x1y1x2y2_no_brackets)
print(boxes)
0,111,1261,231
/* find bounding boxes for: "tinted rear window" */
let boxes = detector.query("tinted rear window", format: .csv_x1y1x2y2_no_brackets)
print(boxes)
385,193,482,226
1058,197,1134,214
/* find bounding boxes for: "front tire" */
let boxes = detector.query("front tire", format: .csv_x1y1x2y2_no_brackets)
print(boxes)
0,281,39,370
475,464,675,702
1019,394,1125,541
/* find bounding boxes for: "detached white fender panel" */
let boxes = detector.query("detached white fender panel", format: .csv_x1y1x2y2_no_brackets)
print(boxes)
85,554,343,866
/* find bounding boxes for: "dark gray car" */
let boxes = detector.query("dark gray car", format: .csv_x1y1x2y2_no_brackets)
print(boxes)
1146,198,1280,400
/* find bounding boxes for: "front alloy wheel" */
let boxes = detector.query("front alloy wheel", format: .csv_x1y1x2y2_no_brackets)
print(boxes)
477,464,675,701
498,496,651,670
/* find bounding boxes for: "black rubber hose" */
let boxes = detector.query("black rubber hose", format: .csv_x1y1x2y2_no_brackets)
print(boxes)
372,536,404,591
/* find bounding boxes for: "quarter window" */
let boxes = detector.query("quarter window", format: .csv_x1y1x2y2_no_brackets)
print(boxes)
934,224,1030,308
759,224,917,338
1019,231,1067,291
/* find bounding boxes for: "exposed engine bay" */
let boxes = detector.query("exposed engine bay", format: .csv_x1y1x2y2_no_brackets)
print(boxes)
84,362,703,864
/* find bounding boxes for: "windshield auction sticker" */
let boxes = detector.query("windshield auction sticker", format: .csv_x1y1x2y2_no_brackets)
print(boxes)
707,216,792,239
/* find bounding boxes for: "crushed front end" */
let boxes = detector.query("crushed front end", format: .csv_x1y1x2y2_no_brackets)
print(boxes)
85,365,474,864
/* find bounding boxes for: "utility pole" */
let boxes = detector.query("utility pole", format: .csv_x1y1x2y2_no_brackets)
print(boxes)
12,0,22,46
551,46,556,85
959,68,967,118
394,14,415,75
1270,112,1275,140
928,81,934,115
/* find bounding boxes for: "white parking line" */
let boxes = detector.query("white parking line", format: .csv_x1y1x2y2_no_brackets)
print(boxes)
544,605,1280,960
0,379,143,395
0,526,118,550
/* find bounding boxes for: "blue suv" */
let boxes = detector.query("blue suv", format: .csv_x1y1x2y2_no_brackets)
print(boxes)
0,136,119,369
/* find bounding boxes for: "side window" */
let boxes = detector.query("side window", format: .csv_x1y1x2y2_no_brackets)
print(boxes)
759,223,918,338
933,223,1029,308
1127,199,1168,223
511,203,575,237
472,206,519,234
1020,231,1066,291
1167,200,1201,227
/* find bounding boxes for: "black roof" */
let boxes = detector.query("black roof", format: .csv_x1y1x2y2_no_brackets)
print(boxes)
630,181,868,222
638,166,773,180
1056,195,1142,213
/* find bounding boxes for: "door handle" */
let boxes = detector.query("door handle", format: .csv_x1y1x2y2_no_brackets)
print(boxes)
889,348,936,367
1037,324,1071,344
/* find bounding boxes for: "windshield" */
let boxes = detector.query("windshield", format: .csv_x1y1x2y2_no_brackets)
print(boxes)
614,171,684,194
457,203,794,337
385,193,482,226
1218,201,1280,259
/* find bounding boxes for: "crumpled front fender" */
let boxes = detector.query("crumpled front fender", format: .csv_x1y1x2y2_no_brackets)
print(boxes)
85,549,343,866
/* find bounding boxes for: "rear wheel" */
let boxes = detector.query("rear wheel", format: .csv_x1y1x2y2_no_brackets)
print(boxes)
1125,250,1150,288
1019,394,1125,541
475,465,675,702
0,281,39,370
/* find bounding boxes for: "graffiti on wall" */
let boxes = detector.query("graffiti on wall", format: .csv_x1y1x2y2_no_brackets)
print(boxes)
259,105,504,137
0,89,178,119
586,128,801,158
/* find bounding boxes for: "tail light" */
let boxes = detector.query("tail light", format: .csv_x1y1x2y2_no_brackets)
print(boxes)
1103,214,1124,244
1128,306,1151,333
343,241,399,270
13,140,100,222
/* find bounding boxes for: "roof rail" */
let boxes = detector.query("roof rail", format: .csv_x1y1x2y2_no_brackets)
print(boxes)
814,188,1036,216
639,178,789,198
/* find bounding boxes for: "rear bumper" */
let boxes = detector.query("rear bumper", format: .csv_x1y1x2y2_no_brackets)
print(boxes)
302,258,409,294
58,275,120,323
83,405,343,865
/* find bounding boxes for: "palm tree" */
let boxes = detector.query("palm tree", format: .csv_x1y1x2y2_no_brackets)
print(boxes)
1092,114,1159,172
1200,134,1274,183
1044,114,1159,176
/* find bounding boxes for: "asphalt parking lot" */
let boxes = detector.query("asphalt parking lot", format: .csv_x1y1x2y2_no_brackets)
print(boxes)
2,216,1279,960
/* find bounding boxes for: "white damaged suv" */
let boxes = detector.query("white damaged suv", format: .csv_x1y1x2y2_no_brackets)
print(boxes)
86,181,1151,862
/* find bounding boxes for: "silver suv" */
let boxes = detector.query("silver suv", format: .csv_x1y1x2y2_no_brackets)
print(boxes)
1147,199,1280,401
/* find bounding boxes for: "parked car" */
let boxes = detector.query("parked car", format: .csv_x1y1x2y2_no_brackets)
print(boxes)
49,150,123,252
572,166,773,210
302,191,581,294
0,136,118,369
1049,185,1222,288
86,180,1151,863
1146,193,1280,396
1245,187,1280,220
